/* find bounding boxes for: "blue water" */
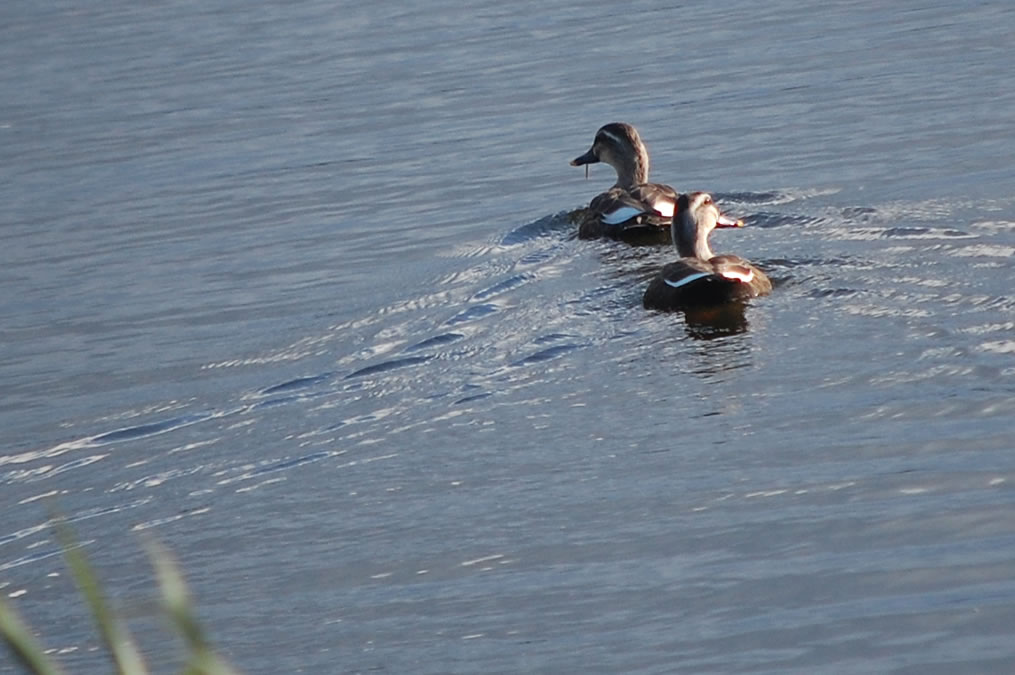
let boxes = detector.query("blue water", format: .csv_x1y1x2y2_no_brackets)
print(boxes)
3,1,1015,673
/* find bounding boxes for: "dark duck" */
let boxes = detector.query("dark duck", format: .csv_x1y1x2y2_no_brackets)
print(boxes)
643,191,771,310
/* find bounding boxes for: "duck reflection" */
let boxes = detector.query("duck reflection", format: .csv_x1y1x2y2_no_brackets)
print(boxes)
682,301,749,340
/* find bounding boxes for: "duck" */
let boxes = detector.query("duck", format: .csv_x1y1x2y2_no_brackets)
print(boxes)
570,122,678,241
643,191,771,310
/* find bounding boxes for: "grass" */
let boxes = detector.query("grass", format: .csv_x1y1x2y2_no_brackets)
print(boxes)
0,518,239,675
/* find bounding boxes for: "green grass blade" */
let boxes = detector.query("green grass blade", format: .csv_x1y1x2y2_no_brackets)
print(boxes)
0,596,67,675
146,541,241,675
53,519,149,675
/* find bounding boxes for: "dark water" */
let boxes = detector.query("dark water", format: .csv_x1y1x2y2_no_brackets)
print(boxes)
3,1,1015,673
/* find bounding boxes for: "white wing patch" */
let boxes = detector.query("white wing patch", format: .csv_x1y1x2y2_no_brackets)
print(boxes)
663,272,711,289
653,199,675,218
601,206,645,225
720,268,754,283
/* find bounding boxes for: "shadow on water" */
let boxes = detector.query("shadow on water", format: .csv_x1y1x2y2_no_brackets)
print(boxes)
607,227,672,247
682,302,750,340
644,299,750,341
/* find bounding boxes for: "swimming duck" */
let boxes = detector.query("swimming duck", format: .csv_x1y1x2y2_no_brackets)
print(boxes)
643,191,771,310
571,122,678,241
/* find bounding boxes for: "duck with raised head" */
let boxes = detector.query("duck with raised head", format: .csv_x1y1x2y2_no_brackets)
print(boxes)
643,191,771,310
570,122,678,241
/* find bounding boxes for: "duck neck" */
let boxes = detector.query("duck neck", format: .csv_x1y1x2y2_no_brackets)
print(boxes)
613,144,649,187
673,217,714,260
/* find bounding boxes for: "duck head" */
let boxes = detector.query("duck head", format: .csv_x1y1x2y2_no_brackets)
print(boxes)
672,191,744,260
570,122,650,187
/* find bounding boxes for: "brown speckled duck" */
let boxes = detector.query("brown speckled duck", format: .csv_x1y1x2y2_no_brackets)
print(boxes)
643,191,771,310
571,122,678,241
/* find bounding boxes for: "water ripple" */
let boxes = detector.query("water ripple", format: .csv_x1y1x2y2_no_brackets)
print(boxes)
510,343,583,367
344,355,434,380
259,373,335,396
403,332,466,352
444,302,503,326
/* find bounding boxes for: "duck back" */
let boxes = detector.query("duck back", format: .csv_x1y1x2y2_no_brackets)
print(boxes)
643,256,771,310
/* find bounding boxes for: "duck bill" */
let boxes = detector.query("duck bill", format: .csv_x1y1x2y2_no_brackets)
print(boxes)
716,213,745,228
570,148,599,167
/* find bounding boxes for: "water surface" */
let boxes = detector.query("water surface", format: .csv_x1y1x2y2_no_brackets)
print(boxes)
2,1,1015,673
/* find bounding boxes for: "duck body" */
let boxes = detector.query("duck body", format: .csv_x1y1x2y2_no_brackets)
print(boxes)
577,184,677,241
571,122,677,242
643,254,772,309
643,192,771,310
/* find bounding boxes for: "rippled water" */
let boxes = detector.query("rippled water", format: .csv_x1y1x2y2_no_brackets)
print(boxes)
3,1,1015,673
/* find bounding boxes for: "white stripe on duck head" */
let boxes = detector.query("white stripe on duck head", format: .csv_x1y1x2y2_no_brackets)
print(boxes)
570,122,650,187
